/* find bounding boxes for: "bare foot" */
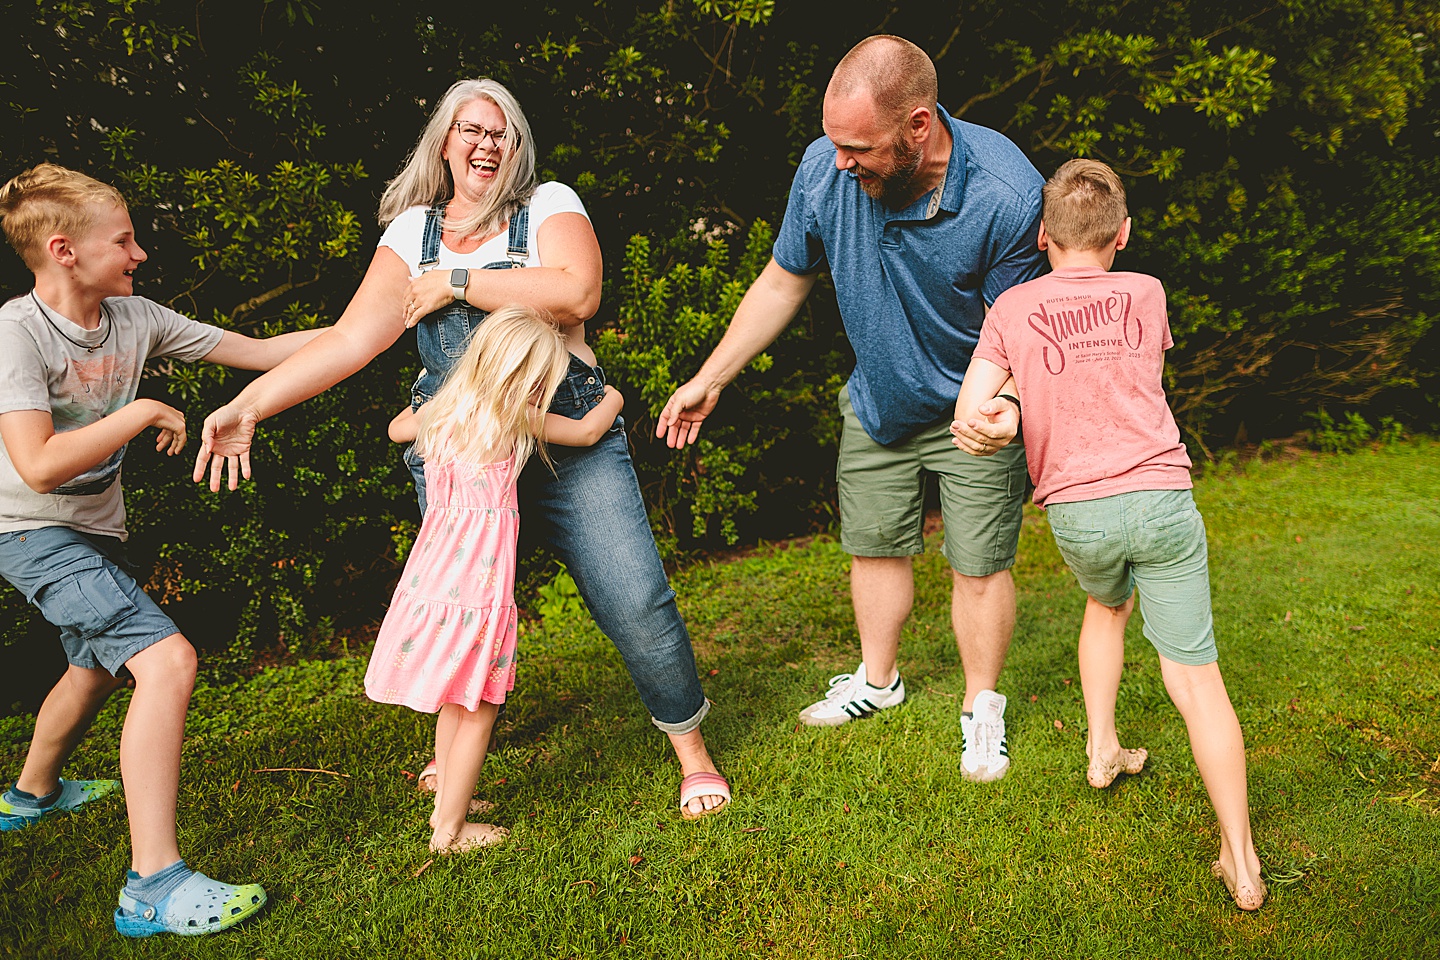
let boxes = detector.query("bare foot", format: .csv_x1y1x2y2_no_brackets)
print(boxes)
1212,855,1267,911
430,822,509,854
426,794,495,834
1086,742,1148,788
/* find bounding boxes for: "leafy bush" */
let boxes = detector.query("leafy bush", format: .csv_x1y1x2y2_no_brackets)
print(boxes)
1142,153,1439,455
2,1,1438,680
1306,409,1405,454
532,564,586,624
595,221,850,556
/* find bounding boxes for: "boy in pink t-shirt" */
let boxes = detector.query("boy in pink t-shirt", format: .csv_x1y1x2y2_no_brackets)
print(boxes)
951,159,1265,911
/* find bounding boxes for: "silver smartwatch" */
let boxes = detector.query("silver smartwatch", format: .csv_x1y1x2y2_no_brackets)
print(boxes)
450,268,469,301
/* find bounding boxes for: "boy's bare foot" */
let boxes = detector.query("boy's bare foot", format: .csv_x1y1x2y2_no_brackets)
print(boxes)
1212,855,1267,911
1086,743,1148,788
430,822,510,854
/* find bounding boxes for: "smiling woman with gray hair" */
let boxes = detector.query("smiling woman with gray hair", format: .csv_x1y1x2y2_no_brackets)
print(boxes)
195,78,731,822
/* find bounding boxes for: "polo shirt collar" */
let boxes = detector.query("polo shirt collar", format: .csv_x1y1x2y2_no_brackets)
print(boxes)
936,103,967,215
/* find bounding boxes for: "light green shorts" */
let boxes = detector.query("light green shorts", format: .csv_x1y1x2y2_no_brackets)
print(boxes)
1045,488,1217,665
835,385,1028,577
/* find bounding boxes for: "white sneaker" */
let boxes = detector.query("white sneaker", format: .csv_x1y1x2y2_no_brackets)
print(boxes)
960,689,1009,782
798,662,905,727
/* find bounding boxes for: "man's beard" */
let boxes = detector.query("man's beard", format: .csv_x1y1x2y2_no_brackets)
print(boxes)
858,132,924,208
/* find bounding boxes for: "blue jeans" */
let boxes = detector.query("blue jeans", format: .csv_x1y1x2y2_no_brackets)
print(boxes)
405,355,709,733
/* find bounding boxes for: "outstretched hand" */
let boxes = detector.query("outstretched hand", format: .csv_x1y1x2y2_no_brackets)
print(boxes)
193,403,260,491
950,396,1019,457
656,379,722,449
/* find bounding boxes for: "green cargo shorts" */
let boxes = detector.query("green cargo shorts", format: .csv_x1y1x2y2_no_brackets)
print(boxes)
835,385,1028,577
1045,488,1218,665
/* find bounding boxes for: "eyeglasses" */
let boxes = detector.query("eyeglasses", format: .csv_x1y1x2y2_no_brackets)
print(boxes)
451,122,514,148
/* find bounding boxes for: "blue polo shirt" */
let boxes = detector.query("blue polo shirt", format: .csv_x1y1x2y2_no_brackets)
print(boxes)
773,105,1046,445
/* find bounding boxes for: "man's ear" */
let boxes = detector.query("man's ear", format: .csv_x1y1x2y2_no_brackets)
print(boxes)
909,104,932,142
1037,220,1051,251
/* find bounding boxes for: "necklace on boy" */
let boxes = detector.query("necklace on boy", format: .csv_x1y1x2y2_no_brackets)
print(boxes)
31,292,112,353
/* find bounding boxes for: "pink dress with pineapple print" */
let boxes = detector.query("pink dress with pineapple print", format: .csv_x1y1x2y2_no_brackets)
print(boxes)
365,452,521,712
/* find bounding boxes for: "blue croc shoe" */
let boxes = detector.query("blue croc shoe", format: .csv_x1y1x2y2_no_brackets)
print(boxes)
0,778,120,831
114,871,267,938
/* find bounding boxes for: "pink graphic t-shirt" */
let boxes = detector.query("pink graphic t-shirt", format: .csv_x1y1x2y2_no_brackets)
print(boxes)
972,266,1192,507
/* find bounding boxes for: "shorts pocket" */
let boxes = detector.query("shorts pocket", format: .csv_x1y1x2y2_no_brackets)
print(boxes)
1142,508,1201,531
1046,505,1115,581
1050,526,1106,544
32,556,137,641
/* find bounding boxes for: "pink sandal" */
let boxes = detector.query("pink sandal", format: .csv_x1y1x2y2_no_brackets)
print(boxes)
678,772,732,820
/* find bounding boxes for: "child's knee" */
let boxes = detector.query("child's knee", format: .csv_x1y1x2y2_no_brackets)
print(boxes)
65,663,128,699
1089,593,1134,617
1159,657,1222,707
127,633,197,688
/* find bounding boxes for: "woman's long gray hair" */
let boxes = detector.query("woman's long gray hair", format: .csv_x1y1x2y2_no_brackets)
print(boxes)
377,78,537,240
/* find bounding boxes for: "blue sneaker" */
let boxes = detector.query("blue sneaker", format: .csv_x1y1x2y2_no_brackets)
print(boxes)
0,778,120,831
115,870,267,937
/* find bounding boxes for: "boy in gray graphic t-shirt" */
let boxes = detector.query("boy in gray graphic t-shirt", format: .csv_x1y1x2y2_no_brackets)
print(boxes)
0,164,322,937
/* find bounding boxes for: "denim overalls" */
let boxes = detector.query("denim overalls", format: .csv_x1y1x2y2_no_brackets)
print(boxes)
404,201,605,511
401,200,708,733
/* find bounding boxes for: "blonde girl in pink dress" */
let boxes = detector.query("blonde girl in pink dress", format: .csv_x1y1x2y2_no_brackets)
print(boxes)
365,304,622,854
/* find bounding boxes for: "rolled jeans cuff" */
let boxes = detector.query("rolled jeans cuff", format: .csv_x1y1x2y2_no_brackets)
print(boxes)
651,697,711,736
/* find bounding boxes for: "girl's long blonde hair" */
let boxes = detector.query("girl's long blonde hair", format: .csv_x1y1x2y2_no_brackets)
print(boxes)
413,305,570,468
377,79,538,241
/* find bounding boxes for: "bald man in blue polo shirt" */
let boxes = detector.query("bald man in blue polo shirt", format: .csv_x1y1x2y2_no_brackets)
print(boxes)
658,35,1045,782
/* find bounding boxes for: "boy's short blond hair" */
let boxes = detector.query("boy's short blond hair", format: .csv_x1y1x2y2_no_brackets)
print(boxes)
0,164,127,270
1041,159,1128,252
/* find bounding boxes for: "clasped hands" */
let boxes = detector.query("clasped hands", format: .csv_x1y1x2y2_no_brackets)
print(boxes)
950,396,1019,456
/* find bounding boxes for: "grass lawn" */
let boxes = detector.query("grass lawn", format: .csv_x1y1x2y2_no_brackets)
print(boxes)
2,440,1438,958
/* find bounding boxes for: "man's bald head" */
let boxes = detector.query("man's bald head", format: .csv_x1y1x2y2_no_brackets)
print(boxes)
827,35,938,123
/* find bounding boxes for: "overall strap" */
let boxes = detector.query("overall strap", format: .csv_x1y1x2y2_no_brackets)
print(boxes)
418,202,446,268
506,204,530,263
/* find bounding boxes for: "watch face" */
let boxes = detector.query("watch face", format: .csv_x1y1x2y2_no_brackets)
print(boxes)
450,268,468,286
